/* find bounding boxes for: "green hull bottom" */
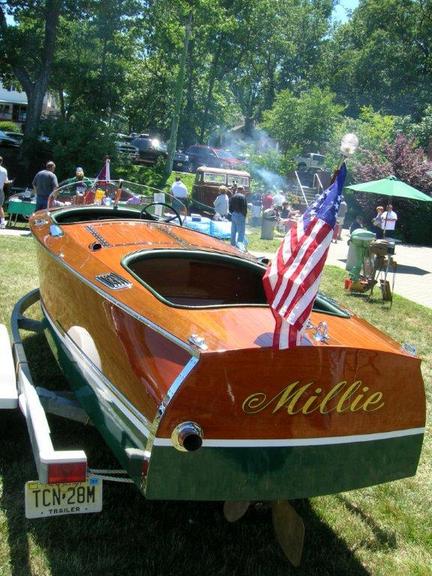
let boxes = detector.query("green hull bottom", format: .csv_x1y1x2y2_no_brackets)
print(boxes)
46,321,423,501
146,435,423,500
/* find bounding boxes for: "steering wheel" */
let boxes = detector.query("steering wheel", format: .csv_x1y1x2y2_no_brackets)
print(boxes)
139,202,183,226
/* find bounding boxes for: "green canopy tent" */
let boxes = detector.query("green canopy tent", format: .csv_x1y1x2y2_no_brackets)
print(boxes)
347,176,432,240
346,176,432,202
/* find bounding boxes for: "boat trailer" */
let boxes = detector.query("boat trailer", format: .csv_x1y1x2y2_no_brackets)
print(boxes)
0,289,305,566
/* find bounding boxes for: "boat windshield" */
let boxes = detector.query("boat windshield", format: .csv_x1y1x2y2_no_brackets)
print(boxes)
47,179,188,222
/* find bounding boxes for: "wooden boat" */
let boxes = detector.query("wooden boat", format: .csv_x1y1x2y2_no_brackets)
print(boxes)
28,181,425,505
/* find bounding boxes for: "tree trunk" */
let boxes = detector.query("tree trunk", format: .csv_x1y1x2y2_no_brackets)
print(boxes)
244,115,255,138
2,0,62,173
198,38,222,142
164,14,192,178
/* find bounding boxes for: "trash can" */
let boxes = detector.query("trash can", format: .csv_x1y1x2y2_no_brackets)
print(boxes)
346,228,376,281
261,208,277,240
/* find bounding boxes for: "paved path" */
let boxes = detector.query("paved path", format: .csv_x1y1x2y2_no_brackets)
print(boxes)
2,225,432,308
251,229,432,309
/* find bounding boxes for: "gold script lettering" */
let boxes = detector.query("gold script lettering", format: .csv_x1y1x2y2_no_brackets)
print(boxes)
242,381,385,416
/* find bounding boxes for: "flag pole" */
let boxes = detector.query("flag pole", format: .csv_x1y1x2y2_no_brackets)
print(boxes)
262,133,358,350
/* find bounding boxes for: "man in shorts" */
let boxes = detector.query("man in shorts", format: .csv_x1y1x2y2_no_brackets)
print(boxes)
32,160,58,211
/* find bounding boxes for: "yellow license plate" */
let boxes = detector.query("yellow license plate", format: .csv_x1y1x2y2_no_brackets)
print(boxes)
25,475,103,519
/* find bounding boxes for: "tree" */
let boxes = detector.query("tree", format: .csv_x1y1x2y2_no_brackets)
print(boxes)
226,0,334,136
261,86,344,153
0,0,63,143
324,107,399,171
324,0,432,118
51,1,141,121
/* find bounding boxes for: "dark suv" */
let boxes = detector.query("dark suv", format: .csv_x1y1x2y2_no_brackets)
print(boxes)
131,134,168,165
186,144,223,172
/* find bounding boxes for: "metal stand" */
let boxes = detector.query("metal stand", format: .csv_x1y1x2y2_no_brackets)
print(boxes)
368,242,397,306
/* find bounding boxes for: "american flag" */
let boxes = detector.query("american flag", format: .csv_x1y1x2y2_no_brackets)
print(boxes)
263,162,347,349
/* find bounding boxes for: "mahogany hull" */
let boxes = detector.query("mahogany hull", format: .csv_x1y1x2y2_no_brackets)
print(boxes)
30,207,426,500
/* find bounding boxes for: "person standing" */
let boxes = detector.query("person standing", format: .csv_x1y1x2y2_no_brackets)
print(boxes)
61,166,92,189
250,190,262,226
272,189,286,208
349,215,364,235
213,185,229,220
372,205,384,239
262,191,273,210
229,186,247,247
0,156,12,228
33,161,58,211
170,176,188,212
381,204,398,236
336,197,348,240
60,166,93,204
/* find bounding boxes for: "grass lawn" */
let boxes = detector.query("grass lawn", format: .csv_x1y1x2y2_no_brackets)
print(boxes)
0,234,430,576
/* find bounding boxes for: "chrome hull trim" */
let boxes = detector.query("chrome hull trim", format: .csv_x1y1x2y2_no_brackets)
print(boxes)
145,355,200,456
152,426,425,448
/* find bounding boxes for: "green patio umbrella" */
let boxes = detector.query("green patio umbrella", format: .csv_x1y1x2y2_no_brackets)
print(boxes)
346,176,432,202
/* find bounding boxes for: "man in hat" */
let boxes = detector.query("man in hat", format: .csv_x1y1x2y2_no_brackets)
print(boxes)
170,175,189,212
213,185,229,220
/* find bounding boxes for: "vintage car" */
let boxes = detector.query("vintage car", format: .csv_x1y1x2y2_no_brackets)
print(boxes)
191,166,251,212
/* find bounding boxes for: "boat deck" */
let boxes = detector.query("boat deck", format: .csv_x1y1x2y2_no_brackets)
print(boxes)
32,217,404,355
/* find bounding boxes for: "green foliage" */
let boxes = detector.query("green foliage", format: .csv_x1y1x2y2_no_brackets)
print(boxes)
408,105,432,150
113,160,195,192
262,87,345,154
42,113,117,181
357,106,397,152
324,0,432,117
0,121,21,133
53,5,139,120
325,108,398,170
115,161,168,189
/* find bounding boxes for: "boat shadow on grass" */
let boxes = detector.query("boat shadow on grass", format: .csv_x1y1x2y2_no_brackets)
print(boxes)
0,333,393,576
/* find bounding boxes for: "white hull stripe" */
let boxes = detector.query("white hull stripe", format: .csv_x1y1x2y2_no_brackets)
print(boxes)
153,427,425,448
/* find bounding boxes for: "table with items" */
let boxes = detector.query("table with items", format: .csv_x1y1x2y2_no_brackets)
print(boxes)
6,194,36,226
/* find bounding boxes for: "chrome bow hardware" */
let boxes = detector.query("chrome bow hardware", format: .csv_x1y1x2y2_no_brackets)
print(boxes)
314,321,329,342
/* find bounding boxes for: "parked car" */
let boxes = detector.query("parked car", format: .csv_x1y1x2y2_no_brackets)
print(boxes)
214,148,244,169
186,144,223,172
0,130,20,148
295,153,325,171
173,150,190,172
131,134,168,165
3,131,23,145
191,166,251,211
115,134,138,159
